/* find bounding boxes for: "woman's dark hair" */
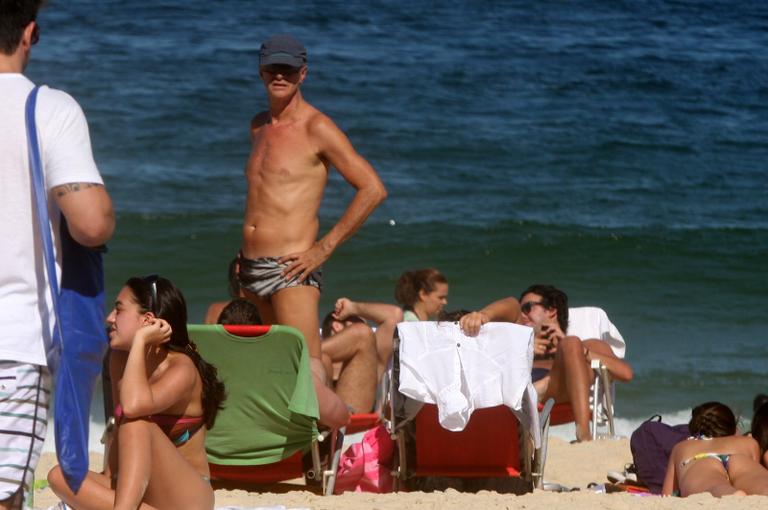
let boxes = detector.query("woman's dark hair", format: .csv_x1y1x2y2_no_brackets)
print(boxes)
125,276,226,429
519,284,569,332
751,402,768,464
394,268,447,310
438,309,471,322
689,401,737,438
753,393,768,413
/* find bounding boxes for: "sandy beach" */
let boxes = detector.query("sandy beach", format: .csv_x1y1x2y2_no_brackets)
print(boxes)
32,437,767,509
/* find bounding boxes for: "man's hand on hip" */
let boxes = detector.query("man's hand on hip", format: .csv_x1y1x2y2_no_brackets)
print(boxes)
279,242,331,282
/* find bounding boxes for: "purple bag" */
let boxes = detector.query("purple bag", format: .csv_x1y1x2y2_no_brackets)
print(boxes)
629,415,689,494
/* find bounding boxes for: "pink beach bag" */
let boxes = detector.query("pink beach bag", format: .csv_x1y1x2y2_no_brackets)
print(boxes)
334,424,394,494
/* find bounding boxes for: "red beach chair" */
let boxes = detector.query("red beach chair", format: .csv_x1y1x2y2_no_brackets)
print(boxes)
389,323,551,492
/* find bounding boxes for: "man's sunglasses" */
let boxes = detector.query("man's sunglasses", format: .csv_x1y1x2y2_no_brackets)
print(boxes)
520,301,545,314
260,64,301,76
31,23,40,45
143,274,160,315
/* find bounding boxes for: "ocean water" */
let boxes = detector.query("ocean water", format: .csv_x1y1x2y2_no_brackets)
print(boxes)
27,0,767,442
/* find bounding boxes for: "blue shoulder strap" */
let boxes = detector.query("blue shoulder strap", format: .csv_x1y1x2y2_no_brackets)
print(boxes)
25,86,63,370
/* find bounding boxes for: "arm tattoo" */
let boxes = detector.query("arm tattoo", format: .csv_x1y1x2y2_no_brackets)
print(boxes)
53,182,103,198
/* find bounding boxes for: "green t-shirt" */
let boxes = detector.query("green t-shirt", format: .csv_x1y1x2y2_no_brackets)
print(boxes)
403,309,420,322
190,324,319,465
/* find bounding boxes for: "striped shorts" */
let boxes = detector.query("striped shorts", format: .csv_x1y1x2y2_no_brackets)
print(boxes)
0,362,50,504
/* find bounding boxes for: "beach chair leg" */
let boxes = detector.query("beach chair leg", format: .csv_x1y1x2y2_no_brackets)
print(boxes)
322,428,344,495
519,421,533,487
393,428,407,492
535,398,555,489
599,366,616,437
306,439,323,483
590,360,601,440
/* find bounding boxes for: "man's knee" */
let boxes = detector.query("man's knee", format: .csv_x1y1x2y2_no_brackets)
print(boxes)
47,465,65,493
346,323,377,356
558,336,585,360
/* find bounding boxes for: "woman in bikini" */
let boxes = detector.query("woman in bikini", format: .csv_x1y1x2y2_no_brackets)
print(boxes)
663,401,768,497
48,275,226,510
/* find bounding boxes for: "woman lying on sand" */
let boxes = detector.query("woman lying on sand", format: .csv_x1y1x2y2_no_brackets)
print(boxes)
48,276,226,510
663,401,768,497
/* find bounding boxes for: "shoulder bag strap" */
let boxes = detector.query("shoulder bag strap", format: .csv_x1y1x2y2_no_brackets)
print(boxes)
25,85,64,367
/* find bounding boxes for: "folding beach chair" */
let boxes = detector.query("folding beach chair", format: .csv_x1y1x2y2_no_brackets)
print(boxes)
535,307,626,480
388,322,550,492
544,306,624,436
189,324,343,495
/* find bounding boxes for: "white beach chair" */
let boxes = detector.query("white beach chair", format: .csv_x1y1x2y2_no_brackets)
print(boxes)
567,306,626,439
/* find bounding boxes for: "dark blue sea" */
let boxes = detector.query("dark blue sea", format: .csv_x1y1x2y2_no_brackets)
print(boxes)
28,0,768,439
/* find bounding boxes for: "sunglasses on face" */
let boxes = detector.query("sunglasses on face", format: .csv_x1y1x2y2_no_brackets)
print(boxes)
520,301,545,314
260,64,301,76
143,274,160,315
31,23,40,45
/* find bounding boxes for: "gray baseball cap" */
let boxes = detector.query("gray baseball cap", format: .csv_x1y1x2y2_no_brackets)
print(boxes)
259,34,307,68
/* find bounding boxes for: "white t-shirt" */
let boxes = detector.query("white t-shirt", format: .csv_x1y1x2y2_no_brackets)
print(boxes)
397,321,540,448
0,73,103,366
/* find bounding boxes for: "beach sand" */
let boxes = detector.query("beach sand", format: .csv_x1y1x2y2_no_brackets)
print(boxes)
32,437,766,509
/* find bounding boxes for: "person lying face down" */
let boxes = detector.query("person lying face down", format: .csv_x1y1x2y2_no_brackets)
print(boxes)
457,284,632,443
320,298,403,412
48,276,226,510
663,401,768,497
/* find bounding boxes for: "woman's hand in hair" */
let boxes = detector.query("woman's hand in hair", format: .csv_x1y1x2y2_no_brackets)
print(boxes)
136,318,172,346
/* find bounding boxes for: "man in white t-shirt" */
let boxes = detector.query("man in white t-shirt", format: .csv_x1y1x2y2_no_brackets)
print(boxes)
0,2,114,507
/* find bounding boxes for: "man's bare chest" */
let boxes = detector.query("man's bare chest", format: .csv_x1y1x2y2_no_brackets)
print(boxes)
249,128,323,179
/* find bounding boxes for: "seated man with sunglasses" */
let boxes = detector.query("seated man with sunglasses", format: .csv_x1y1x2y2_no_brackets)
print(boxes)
238,35,387,429
459,284,632,442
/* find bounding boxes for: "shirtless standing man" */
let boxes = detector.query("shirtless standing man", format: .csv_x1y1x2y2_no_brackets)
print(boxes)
239,35,387,428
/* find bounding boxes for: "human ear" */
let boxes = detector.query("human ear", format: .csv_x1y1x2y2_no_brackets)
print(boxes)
22,22,36,48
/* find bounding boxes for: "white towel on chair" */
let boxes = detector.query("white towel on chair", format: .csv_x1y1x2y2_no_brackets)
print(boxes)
397,321,539,447
567,307,626,358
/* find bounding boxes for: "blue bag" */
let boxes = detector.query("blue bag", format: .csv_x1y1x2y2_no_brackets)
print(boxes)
25,86,109,493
